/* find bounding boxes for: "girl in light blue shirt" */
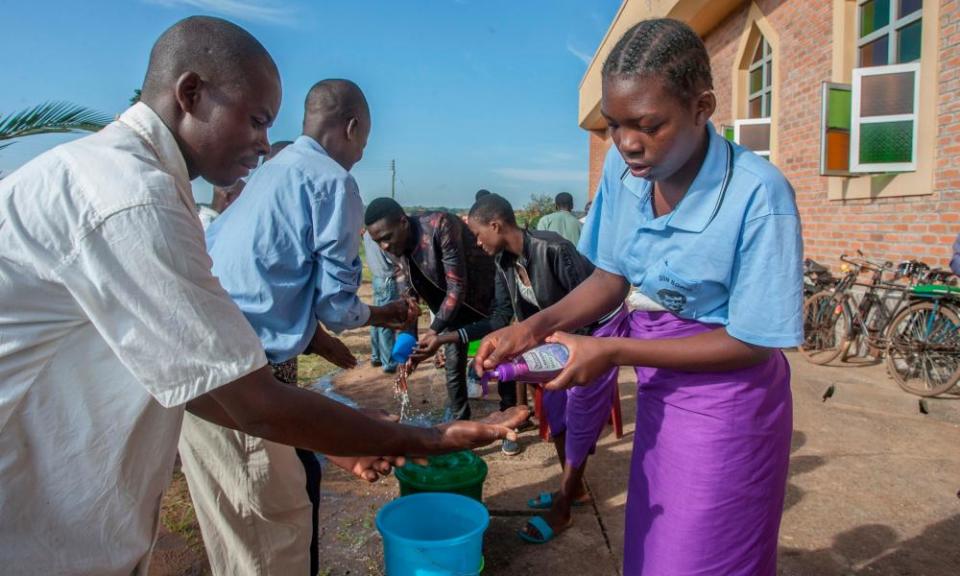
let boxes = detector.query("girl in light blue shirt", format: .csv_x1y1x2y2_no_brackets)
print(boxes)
476,18,802,575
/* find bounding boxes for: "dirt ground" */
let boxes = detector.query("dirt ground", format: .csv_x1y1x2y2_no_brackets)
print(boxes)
151,285,960,576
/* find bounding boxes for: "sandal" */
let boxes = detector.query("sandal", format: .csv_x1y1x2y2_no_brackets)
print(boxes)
527,491,591,510
517,515,571,544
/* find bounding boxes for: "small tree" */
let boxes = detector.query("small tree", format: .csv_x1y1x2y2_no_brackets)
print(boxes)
518,192,555,229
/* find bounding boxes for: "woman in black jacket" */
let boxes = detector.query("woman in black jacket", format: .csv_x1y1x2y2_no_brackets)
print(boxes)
466,193,628,544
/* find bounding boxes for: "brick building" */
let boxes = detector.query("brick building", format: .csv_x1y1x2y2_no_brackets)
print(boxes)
579,0,959,268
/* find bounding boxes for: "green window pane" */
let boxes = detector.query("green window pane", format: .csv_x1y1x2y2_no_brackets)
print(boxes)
763,94,771,118
861,0,891,38
859,120,913,164
749,97,763,119
828,88,852,130
765,62,771,86
859,35,890,67
897,19,922,63
750,68,763,93
723,126,735,141
899,0,922,18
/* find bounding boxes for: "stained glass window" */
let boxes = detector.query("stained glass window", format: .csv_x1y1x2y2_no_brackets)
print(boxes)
850,63,919,172
746,36,772,120
820,83,853,175
735,118,771,159
857,0,921,67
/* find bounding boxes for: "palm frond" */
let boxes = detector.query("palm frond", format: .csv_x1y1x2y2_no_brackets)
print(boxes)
0,102,112,143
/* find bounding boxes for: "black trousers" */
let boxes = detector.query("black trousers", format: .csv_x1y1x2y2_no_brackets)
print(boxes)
447,341,519,421
295,448,321,576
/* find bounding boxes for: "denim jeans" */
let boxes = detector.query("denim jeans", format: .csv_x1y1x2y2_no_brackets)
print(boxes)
370,275,398,369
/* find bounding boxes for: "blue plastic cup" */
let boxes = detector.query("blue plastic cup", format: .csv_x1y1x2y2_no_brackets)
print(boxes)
376,493,488,575
391,332,417,364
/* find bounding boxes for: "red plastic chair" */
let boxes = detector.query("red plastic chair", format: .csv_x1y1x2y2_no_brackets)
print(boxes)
532,384,623,442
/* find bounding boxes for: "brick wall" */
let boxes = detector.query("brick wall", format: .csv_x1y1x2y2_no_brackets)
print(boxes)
587,130,612,199
587,0,960,270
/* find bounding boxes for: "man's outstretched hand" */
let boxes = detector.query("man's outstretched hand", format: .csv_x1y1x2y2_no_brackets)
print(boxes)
327,455,397,482
431,405,531,453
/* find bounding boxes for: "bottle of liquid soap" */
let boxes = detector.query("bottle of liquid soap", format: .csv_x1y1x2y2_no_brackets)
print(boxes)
482,343,570,385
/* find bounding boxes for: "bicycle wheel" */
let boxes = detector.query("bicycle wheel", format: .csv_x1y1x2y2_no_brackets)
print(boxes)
885,301,960,397
800,292,850,365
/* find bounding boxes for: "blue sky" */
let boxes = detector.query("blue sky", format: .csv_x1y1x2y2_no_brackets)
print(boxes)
0,0,619,209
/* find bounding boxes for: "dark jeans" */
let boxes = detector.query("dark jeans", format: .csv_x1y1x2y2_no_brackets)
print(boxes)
444,340,470,420
447,344,518,421
498,379,518,411
370,276,398,369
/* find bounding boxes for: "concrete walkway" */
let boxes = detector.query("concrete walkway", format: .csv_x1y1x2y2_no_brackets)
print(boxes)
316,342,960,576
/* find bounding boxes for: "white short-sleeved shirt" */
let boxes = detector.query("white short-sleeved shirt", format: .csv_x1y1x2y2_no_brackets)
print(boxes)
579,123,804,348
0,103,267,575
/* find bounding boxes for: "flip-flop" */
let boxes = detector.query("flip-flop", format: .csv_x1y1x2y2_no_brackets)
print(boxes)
517,515,571,544
527,491,591,510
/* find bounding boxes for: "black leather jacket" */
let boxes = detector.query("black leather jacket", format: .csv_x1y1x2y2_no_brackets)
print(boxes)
498,230,595,324
395,212,495,333
456,229,597,342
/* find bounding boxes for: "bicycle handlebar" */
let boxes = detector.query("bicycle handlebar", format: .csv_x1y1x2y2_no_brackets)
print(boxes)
839,253,893,272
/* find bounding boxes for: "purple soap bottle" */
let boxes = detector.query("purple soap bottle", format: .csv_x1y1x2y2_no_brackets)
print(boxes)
481,343,570,387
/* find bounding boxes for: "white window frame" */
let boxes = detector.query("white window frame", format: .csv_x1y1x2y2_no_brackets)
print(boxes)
850,61,920,173
856,0,922,67
734,118,771,159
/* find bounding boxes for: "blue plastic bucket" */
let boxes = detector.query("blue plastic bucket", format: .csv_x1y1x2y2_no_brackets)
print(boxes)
376,493,488,575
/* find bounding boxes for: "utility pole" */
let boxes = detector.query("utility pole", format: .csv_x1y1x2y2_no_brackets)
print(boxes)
390,159,396,199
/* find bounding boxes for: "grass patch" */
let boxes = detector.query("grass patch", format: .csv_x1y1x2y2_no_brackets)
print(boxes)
160,468,205,553
297,354,339,386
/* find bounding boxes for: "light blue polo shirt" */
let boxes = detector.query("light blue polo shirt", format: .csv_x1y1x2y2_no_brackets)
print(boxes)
579,123,803,348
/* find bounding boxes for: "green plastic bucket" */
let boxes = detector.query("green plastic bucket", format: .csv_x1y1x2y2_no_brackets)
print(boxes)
394,451,488,502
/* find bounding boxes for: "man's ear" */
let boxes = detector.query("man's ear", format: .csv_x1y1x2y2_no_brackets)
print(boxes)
345,116,359,141
174,71,204,115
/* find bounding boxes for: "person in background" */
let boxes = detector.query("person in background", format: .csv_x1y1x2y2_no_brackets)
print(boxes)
580,200,592,225
0,17,528,576
537,191,582,245
365,227,401,373
951,231,960,276
476,18,801,575
365,198,496,421
198,178,245,229
265,139,292,162
468,193,628,541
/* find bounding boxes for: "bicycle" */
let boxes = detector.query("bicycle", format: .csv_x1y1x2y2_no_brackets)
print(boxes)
800,253,933,365
885,283,960,397
800,253,897,364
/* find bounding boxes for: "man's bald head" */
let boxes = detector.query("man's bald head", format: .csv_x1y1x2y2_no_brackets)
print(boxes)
303,79,371,171
137,16,282,187
141,16,277,100
304,80,369,131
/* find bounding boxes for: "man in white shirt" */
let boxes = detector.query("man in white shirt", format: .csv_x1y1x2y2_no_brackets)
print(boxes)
0,16,524,576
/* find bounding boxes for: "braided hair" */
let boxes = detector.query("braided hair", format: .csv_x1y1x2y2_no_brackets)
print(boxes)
602,18,713,102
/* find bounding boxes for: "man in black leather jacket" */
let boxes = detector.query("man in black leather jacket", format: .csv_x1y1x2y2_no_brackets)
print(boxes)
365,198,500,421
